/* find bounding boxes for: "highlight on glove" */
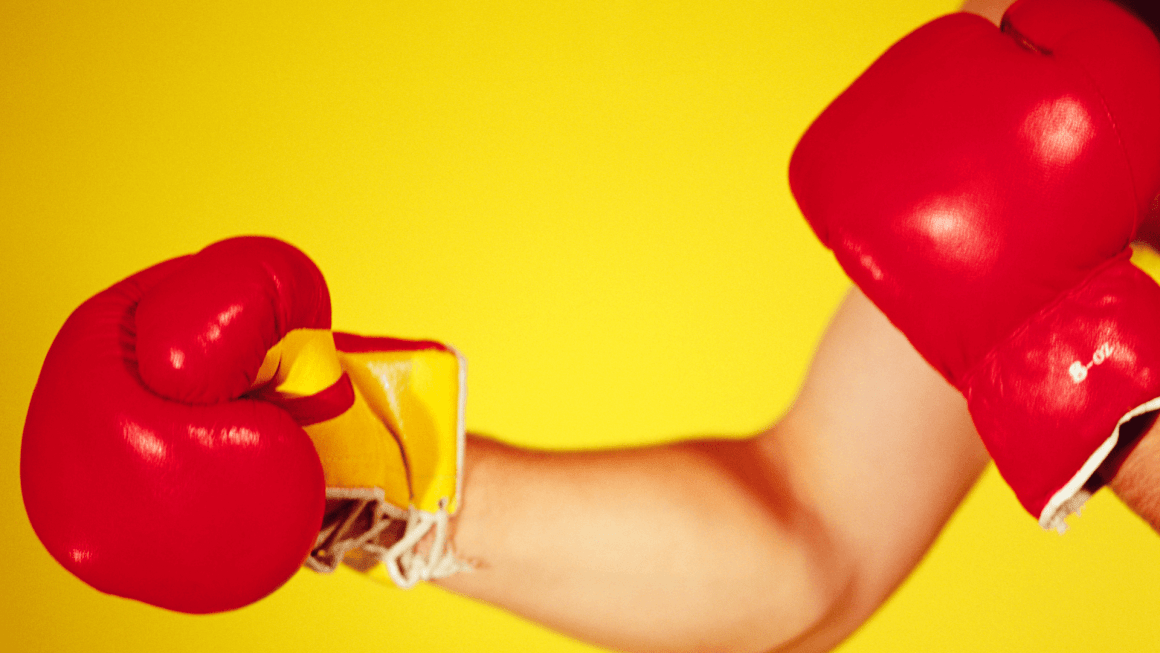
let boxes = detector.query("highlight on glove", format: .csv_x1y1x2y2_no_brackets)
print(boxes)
21,236,468,613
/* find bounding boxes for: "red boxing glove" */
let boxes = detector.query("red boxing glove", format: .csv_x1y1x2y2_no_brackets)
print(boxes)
22,238,330,613
790,0,1160,530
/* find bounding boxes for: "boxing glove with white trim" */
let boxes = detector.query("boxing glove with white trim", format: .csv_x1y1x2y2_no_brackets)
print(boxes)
790,0,1160,529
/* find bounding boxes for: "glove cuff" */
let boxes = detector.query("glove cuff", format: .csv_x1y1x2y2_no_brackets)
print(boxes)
256,329,470,585
964,254,1160,531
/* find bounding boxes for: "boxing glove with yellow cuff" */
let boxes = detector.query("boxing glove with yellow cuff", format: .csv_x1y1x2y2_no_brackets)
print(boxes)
22,236,467,613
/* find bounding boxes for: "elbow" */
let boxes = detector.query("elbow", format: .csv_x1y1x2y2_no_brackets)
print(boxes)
757,508,866,653
685,439,867,653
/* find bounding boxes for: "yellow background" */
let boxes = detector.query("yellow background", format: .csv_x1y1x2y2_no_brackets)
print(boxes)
3,0,1158,651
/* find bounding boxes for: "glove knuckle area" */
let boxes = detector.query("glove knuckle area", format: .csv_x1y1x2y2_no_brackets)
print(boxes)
135,236,332,404
1005,0,1160,214
791,0,1158,389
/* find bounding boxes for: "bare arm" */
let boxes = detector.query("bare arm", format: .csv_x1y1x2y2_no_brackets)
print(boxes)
428,4,1160,651
435,289,988,653
959,0,1011,24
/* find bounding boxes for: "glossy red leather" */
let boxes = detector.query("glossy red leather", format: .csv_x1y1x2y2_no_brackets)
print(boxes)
790,0,1160,526
22,238,327,613
136,237,331,404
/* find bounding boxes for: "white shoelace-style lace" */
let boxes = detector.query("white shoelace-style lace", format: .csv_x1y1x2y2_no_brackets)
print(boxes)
305,487,470,587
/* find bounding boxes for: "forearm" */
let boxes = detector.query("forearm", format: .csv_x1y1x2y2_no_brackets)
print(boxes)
437,434,841,653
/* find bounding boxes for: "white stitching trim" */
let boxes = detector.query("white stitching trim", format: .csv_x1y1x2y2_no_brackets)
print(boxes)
1038,396,1160,533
